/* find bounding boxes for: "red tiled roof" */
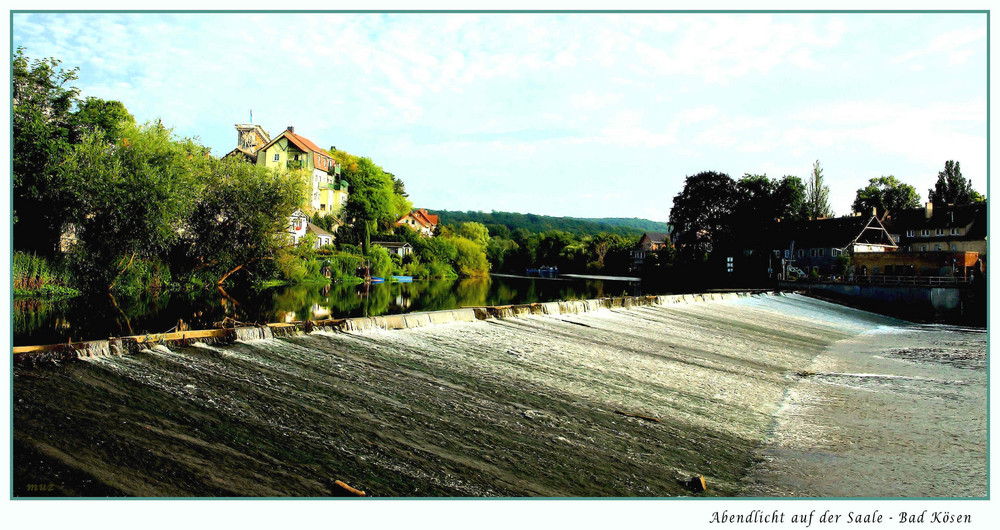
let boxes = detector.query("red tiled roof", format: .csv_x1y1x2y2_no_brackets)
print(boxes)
414,209,439,225
398,209,439,227
262,129,337,171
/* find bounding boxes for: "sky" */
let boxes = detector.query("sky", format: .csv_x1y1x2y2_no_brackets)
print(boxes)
11,11,988,222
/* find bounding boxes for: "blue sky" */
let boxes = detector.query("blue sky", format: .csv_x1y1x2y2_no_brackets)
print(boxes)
12,12,987,222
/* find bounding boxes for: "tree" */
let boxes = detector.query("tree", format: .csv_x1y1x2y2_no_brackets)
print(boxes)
13,47,81,252
928,160,985,206
182,157,306,286
454,222,490,247
852,176,920,218
341,157,395,254
62,121,207,291
773,175,807,221
804,160,833,219
669,171,739,253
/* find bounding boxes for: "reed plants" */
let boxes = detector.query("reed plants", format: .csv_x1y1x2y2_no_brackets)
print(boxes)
12,252,79,298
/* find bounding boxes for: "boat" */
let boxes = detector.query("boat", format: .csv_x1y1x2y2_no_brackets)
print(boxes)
391,275,413,283
370,276,385,283
525,266,559,277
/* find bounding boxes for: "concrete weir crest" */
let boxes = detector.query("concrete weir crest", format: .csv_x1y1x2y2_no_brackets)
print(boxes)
13,291,766,364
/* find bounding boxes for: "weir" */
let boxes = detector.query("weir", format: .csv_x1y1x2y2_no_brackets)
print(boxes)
15,291,976,497
12,291,766,364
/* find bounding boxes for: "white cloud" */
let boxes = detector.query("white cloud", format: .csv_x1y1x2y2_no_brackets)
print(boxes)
569,91,623,110
892,26,986,64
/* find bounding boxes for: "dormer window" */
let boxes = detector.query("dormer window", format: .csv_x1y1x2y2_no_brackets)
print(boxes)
906,230,915,237
920,229,930,237
936,228,945,236
951,228,961,235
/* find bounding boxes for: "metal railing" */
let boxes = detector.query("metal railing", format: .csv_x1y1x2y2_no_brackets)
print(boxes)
855,274,969,286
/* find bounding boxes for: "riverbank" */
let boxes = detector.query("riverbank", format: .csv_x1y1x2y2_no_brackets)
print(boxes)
16,293,954,497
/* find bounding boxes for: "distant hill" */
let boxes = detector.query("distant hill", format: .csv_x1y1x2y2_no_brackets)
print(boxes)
429,210,672,237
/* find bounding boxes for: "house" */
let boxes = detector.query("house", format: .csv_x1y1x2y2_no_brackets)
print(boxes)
287,209,310,245
630,231,672,272
763,215,897,278
307,222,335,248
883,203,987,257
287,210,338,249
396,209,439,237
373,241,413,257
255,125,344,213
852,250,981,281
319,178,349,217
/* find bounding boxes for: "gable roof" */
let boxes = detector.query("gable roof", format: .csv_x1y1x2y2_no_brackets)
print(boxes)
641,232,671,244
307,222,333,237
399,208,439,227
764,215,896,250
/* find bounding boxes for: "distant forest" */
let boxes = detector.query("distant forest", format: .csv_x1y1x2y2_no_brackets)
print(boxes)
431,210,672,237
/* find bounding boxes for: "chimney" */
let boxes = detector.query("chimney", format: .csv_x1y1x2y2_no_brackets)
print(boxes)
924,202,933,219
287,126,295,134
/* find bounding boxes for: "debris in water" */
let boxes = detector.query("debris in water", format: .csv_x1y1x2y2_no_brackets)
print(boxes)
333,480,366,497
687,475,707,493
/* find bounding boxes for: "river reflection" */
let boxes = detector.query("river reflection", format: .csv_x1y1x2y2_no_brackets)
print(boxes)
14,275,643,346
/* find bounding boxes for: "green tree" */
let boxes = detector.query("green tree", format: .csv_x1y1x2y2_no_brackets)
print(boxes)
852,176,921,218
62,121,206,291
804,160,833,219
182,157,307,285
342,157,395,254
669,171,739,253
454,222,490,247
774,175,807,221
13,47,81,252
928,160,985,206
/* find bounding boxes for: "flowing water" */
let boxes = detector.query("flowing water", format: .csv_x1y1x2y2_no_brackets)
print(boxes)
12,294,986,497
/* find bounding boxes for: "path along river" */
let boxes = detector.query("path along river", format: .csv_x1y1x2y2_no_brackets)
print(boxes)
12,293,986,497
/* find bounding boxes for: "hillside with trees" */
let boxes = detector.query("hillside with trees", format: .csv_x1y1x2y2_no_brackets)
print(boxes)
430,209,670,237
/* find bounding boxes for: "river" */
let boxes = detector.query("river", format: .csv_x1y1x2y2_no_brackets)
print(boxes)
12,293,986,497
13,274,642,346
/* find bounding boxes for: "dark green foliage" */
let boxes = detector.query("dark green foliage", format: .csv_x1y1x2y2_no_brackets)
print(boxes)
669,171,739,253
928,160,985,207
181,157,306,286
852,176,921,218
62,121,206,291
13,47,81,252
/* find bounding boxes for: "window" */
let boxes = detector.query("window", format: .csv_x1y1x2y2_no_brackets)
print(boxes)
920,229,930,237
784,250,790,258
797,249,804,258
951,228,961,235
951,244,958,251
273,153,280,162
832,248,840,257
726,257,734,273
934,244,941,251
936,228,945,236
920,245,928,251
810,249,816,257
818,248,825,257
906,230,915,237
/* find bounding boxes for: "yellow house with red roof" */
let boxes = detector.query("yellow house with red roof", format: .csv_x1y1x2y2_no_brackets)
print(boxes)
255,126,348,216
